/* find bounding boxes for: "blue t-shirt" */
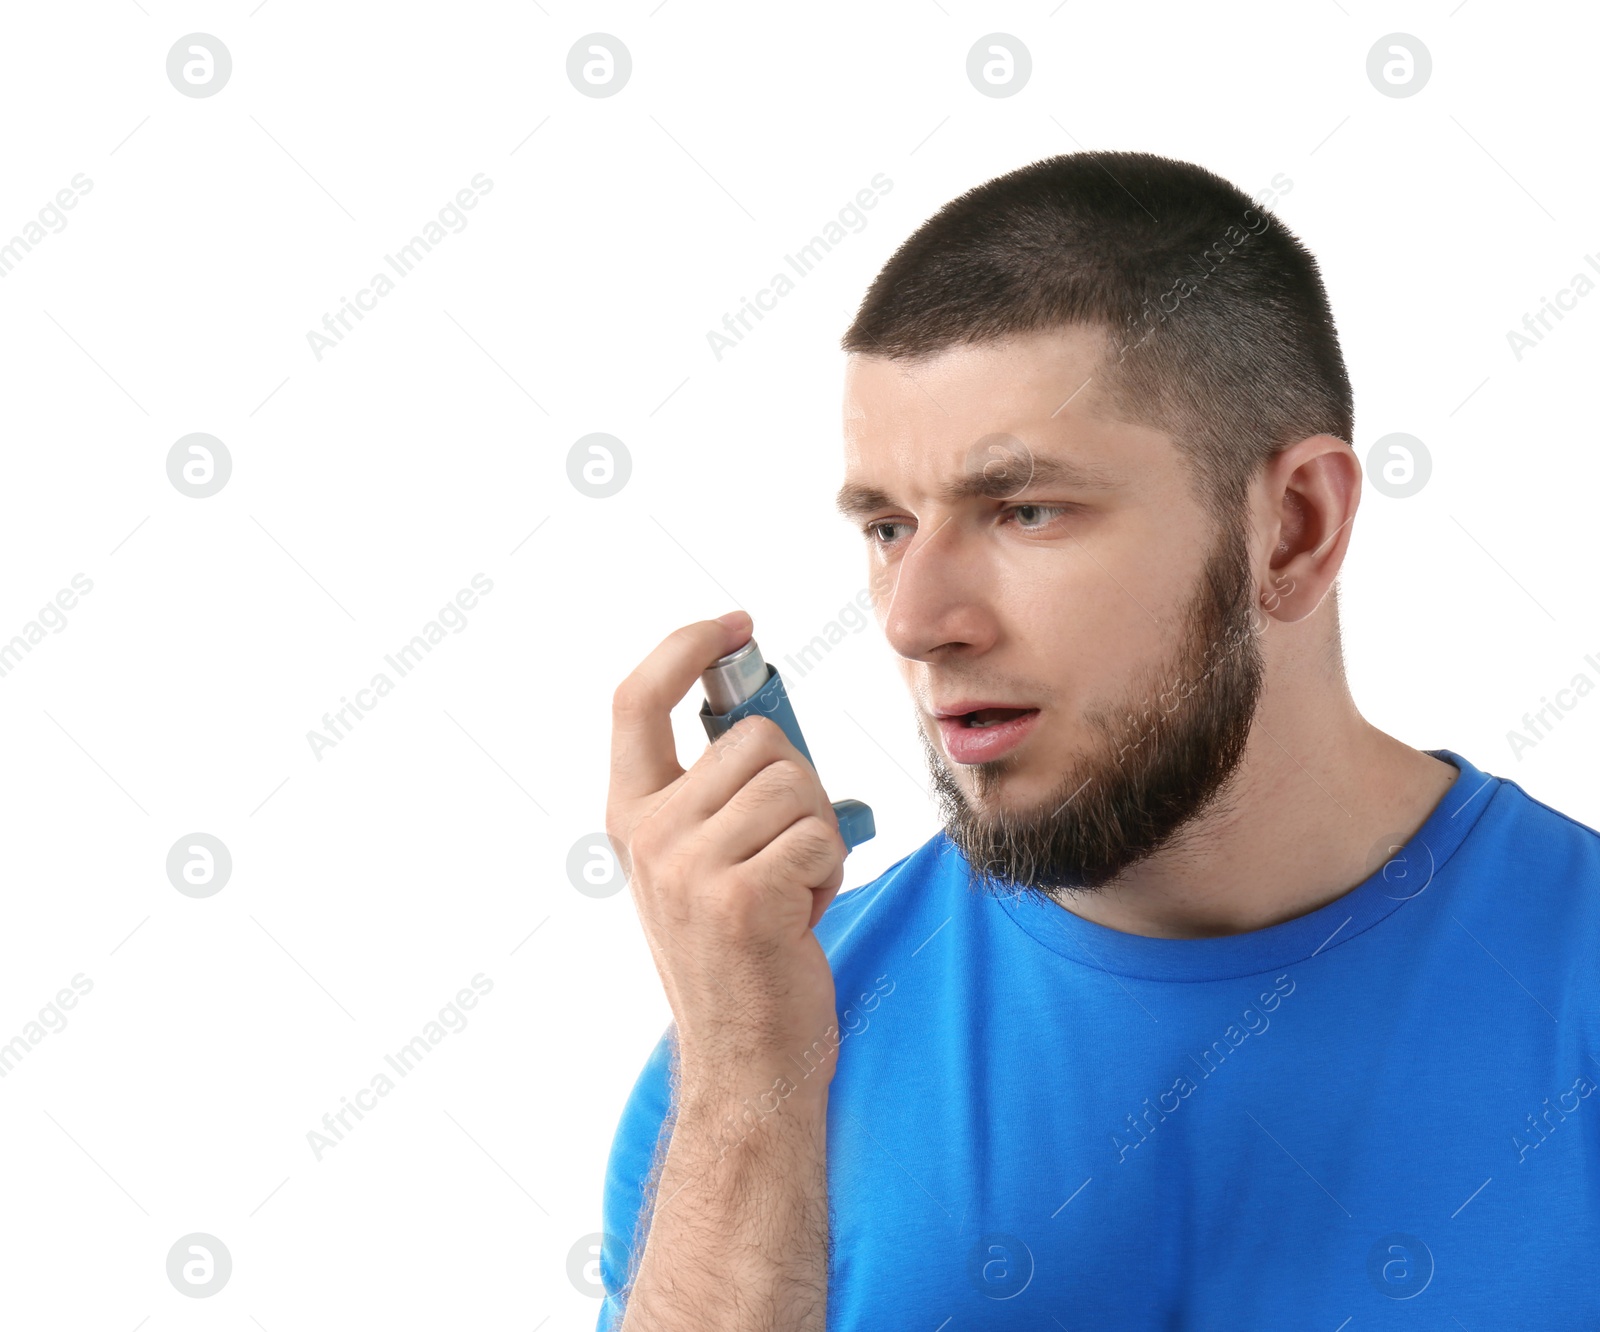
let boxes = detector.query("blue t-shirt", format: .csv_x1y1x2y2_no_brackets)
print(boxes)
596,749,1600,1328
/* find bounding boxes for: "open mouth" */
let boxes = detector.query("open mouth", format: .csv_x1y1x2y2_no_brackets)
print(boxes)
934,706,1042,764
958,707,1039,729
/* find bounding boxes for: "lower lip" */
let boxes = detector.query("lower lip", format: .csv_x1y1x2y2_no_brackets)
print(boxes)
935,710,1040,764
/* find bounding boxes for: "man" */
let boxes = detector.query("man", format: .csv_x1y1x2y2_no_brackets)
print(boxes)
596,151,1600,1329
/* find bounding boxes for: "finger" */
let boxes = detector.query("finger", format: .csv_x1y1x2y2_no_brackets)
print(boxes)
625,690,792,840
703,744,836,867
618,716,793,879
700,723,851,870
807,857,847,931
609,611,752,805
740,814,846,909
660,712,820,837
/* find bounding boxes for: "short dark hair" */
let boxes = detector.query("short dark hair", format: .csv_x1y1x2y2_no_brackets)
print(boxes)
841,151,1354,528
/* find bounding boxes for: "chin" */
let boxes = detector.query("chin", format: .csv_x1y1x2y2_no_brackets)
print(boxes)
954,756,1058,808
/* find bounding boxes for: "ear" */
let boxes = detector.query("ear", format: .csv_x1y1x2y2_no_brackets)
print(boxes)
1253,434,1360,625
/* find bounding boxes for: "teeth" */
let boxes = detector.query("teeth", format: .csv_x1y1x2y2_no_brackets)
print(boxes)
962,707,1029,727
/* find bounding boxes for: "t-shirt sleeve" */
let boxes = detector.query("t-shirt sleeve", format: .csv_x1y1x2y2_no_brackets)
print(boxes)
595,1023,677,1332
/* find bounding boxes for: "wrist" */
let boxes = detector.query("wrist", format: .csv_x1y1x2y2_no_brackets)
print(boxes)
676,1067,831,1155
675,1041,836,1103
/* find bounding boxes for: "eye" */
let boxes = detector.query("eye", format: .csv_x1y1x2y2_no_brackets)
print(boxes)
862,520,911,546
1004,503,1078,531
860,505,1079,548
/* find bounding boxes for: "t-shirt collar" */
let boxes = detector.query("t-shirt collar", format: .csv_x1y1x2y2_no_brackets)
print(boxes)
971,749,1498,982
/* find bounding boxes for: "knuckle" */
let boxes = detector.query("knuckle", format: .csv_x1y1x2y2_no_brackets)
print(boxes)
765,755,805,786
628,812,667,862
611,678,650,724
715,715,761,751
766,815,838,882
735,759,809,814
737,714,783,744
703,715,751,759
602,809,635,860
765,755,808,787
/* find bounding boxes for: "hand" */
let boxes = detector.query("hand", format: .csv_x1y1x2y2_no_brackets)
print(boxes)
607,612,847,1100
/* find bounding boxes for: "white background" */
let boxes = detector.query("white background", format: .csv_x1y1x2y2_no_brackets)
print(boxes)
1,1,1596,1326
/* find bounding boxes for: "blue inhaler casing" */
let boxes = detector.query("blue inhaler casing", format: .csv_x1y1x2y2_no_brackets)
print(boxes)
698,638,876,852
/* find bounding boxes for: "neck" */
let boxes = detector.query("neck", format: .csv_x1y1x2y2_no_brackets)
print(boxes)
1050,672,1460,940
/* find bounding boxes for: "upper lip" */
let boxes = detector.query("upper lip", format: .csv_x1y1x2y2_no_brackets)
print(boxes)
931,701,1040,719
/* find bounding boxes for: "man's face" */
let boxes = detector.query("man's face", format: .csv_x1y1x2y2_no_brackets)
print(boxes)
839,325,1267,902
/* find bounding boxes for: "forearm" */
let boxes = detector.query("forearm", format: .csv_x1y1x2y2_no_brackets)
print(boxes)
619,1082,831,1332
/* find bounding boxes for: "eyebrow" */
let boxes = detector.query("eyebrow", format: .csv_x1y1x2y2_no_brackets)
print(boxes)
833,453,1121,520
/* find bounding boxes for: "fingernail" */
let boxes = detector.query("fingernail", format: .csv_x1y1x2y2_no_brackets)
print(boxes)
716,609,750,629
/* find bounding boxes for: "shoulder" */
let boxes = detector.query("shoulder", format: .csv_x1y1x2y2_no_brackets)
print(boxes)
1474,765,1600,874
1448,763,1600,946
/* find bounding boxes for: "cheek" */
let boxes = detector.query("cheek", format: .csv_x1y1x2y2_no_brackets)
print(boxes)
1003,540,1191,692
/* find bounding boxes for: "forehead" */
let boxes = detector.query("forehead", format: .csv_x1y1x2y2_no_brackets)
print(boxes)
840,326,1175,492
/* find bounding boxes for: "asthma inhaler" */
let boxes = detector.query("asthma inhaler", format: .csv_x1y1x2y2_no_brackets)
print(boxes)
698,638,876,852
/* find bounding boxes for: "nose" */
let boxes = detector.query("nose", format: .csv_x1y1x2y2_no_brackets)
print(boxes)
876,515,999,663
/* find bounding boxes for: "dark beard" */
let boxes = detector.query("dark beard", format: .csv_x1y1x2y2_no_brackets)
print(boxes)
920,513,1267,904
